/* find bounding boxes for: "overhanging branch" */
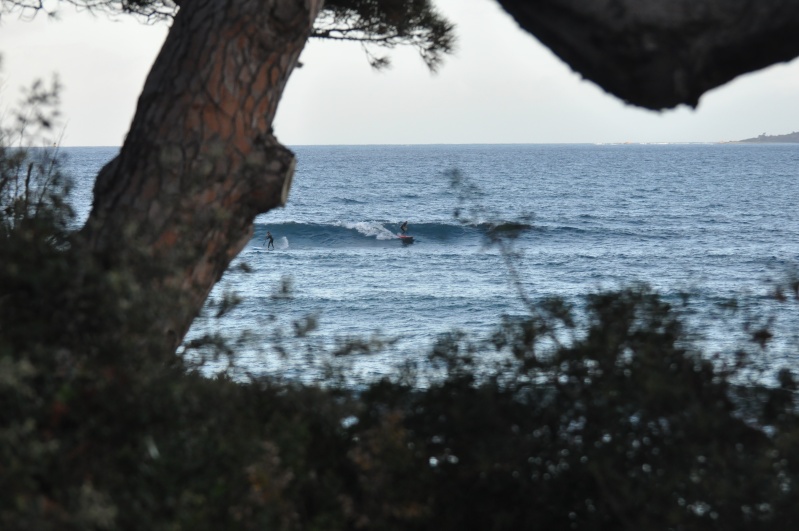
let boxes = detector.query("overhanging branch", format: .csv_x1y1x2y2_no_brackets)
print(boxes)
496,0,799,110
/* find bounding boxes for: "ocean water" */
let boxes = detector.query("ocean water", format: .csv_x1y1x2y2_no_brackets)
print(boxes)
61,144,799,379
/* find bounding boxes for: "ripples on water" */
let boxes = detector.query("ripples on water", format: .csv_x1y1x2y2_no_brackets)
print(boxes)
60,144,799,379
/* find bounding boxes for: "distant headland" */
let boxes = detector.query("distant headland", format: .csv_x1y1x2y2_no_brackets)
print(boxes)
733,131,799,143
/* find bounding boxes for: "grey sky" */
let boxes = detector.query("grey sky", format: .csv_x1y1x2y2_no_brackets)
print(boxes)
2,0,798,146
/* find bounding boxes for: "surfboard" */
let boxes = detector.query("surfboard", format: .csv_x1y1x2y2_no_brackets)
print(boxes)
398,234,414,244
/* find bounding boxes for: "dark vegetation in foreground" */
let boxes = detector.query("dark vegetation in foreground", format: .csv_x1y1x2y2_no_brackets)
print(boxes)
4,102,799,531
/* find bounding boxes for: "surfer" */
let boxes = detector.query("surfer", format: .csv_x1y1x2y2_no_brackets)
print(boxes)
400,221,408,234
264,231,274,250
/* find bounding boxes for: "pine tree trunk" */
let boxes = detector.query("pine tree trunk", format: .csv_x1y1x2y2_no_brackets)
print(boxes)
80,0,323,354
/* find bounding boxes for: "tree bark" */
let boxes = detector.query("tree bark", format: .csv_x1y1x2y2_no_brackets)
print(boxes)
496,0,799,110
81,0,323,354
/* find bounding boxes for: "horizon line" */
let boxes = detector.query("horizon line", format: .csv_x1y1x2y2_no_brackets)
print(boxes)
56,140,754,149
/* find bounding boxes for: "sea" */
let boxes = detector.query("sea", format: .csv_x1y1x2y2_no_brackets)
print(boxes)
61,143,799,381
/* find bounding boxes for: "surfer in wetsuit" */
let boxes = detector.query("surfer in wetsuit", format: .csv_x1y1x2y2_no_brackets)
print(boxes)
265,231,274,250
400,221,408,234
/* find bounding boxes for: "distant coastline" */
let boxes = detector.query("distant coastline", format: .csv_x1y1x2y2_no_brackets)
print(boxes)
733,131,799,143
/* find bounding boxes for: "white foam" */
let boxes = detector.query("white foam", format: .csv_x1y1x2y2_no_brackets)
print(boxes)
336,221,398,240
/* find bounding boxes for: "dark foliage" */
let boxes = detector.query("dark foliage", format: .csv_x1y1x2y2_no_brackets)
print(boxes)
314,0,455,70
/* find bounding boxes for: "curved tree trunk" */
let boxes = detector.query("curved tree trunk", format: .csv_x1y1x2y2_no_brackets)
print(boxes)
81,0,323,354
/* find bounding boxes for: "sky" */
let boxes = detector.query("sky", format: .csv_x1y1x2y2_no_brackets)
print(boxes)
1,0,799,147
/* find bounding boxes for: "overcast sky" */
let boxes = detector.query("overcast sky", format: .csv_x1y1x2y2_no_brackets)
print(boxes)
2,0,799,147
